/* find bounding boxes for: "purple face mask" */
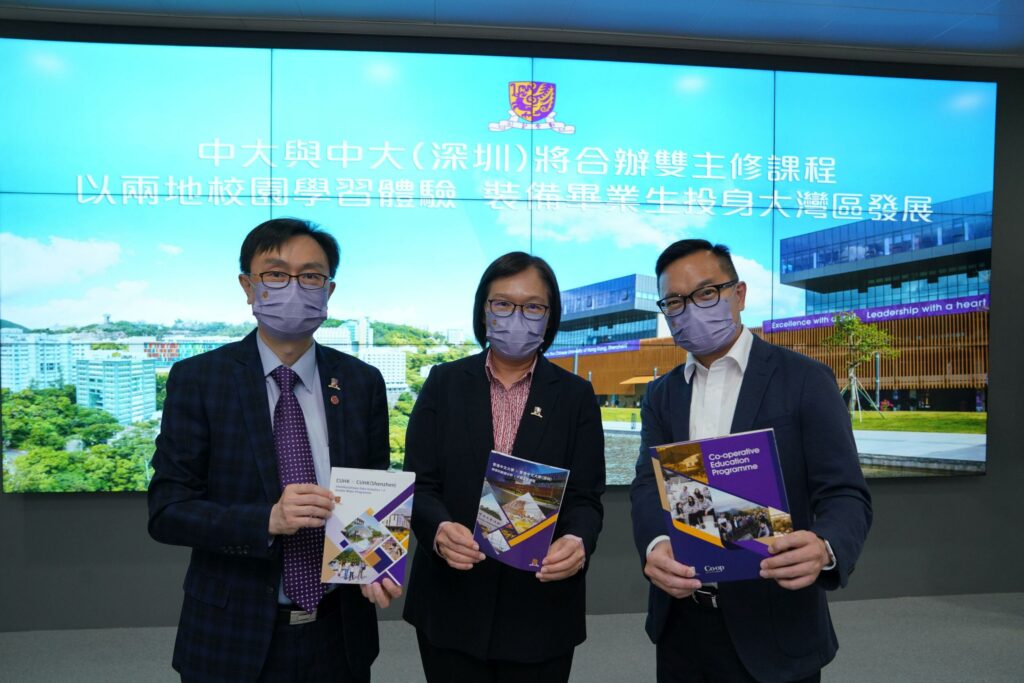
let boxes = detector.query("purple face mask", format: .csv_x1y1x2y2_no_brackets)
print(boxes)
251,280,328,341
668,296,738,357
486,310,547,361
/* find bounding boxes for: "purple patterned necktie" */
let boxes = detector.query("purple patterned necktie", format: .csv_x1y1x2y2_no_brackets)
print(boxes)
271,365,326,612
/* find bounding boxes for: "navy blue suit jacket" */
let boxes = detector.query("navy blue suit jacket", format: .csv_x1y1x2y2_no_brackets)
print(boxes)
630,335,872,683
402,352,605,662
148,330,389,683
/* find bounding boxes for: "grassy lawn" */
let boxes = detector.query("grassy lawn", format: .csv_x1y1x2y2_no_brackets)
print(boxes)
846,411,986,434
601,407,987,434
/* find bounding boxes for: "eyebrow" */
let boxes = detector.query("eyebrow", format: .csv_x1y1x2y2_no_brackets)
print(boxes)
260,257,327,271
489,292,548,303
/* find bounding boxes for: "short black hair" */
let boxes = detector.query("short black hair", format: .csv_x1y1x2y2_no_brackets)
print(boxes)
473,252,562,353
239,218,340,277
655,239,738,283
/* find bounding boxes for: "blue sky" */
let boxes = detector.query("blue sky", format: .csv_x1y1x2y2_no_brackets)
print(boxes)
0,39,997,333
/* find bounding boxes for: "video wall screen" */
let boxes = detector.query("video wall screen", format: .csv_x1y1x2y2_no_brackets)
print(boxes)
0,38,995,491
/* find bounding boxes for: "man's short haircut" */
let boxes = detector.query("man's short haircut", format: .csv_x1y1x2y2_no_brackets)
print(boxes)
239,218,341,277
473,252,562,353
655,239,739,282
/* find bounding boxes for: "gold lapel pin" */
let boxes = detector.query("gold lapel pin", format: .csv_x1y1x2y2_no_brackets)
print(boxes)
328,378,341,391
531,406,543,418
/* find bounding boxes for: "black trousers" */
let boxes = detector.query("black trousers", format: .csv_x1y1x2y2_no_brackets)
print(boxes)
256,594,368,683
656,598,820,683
416,629,574,683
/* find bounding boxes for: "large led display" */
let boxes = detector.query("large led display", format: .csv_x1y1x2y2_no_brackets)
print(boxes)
0,38,995,491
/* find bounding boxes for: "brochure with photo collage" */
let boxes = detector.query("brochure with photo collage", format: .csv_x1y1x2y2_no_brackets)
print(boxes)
473,451,570,572
651,428,792,582
320,467,415,586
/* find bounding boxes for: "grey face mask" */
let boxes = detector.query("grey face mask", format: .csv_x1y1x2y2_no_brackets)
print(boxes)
486,310,546,361
668,296,737,357
251,280,328,341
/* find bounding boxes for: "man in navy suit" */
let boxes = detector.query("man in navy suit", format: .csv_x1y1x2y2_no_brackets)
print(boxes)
149,218,399,683
631,239,872,683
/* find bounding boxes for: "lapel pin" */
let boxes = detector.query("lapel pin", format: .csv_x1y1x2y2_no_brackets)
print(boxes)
531,406,543,419
328,378,341,391
330,395,340,405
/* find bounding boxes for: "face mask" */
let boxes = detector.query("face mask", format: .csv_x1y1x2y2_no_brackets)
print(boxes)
251,280,328,341
668,296,738,357
486,310,546,361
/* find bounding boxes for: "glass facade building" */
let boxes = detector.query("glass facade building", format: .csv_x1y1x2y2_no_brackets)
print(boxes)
553,274,662,350
780,192,992,314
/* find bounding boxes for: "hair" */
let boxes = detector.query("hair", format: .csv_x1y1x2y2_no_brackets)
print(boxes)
472,252,562,353
239,218,340,277
654,238,739,282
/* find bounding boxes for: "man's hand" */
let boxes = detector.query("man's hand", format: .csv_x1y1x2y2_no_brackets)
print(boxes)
760,530,830,590
537,535,585,582
360,578,403,608
268,483,334,536
435,522,485,570
644,540,702,598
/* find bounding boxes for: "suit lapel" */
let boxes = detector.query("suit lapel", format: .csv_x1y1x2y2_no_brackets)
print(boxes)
511,356,559,462
316,344,346,468
463,353,495,459
667,367,693,444
232,331,281,503
730,335,778,434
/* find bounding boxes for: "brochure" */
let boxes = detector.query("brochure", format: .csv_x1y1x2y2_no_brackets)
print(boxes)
320,467,415,586
472,451,570,572
651,428,791,582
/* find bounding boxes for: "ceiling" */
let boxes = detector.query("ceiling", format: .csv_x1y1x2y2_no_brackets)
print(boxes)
1,1,1022,68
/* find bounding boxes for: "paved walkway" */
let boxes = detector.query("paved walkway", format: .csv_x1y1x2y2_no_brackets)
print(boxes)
603,422,986,464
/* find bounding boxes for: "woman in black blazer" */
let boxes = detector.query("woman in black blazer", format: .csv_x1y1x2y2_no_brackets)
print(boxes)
403,252,606,683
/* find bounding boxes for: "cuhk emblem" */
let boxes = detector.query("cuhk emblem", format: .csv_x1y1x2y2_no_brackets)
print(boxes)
489,81,575,134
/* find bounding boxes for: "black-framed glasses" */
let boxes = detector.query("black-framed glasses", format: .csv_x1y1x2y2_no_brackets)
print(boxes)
252,271,331,290
488,299,550,321
657,280,738,317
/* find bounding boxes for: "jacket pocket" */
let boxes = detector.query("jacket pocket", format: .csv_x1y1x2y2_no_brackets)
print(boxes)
183,570,229,608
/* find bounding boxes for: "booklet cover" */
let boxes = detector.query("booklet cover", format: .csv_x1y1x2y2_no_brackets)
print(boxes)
651,428,792,582
320,467,415,586
472,451,570,572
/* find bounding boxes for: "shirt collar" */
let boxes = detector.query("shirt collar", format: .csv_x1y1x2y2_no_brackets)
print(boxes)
484,349,537,386
683,326,754,384
256,333,318,395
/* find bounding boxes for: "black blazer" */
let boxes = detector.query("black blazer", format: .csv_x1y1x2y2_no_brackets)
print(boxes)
402,352,605,662
148,331,389,683
631,335,872,683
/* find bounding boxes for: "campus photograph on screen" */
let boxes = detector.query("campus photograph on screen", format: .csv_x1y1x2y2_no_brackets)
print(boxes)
0,39,995,491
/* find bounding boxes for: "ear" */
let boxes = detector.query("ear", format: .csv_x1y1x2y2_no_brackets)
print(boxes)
734,280,747,313
326,280,337,300
239,274,256,306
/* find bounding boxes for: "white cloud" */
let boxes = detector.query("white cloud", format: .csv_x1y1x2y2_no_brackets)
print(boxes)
158,244,183,256
31,51,67,76
947,91,986,112
4,280,250,329
366,61,397,84
500,205,711,250
676,75,706,94
732,254,806,328
0,233,121,296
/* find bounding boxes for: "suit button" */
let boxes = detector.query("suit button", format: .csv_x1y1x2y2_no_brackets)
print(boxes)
266,585,275,595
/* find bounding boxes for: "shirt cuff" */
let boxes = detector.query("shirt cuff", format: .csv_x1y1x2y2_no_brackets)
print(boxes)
433,521,453,557
822,538,837,571
562,534,586,568
646,535,670,559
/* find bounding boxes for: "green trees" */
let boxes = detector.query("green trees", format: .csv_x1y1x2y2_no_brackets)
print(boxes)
1,387,155,492
821,312,899,417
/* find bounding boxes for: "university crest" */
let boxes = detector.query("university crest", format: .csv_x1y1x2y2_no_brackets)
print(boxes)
489,81,575,134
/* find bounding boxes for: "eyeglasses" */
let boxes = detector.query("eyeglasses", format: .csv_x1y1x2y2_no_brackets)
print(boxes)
488,299,550,321
656,280,738,317
251,271,331,290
